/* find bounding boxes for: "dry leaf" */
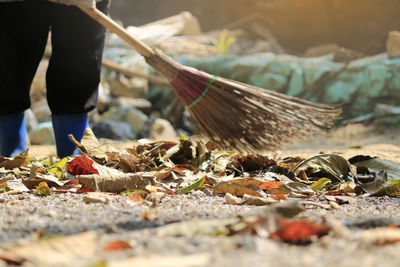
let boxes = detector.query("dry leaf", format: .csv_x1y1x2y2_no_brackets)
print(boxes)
80,128,119,161
0,231,99,266
35,182,52,196
359,227,400,245
78,172,154,193
212,182,264,197
259,181,283,191
0,151,28,170
225,193,277,206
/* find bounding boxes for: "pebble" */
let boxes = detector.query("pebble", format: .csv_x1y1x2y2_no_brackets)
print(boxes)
83,193,110,204
1,193,400,267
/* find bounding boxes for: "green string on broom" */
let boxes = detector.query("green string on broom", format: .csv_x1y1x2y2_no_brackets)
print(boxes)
185,76,216,109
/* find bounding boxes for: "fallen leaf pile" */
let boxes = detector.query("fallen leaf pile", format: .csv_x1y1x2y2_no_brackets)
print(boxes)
1,128,400,266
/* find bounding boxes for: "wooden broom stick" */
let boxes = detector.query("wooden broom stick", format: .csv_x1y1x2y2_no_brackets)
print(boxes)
79,6,154,58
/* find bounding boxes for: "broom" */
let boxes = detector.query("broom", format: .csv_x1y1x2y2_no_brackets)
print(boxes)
79,6,341,152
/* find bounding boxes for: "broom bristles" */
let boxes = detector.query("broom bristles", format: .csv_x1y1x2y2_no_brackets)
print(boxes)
146,51,341,152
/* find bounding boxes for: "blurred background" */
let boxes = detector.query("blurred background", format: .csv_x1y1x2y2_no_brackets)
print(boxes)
111,0,400,55
28,0,400,147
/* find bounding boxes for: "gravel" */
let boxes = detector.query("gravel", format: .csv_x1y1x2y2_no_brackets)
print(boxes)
1,192,400,266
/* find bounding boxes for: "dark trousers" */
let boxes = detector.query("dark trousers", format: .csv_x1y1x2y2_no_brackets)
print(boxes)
0,0,109,116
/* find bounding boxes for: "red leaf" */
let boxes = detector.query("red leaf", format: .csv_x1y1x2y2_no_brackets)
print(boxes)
104,241,132,251
65,180,80,185
175,164,199,171
76,184,93,194
327,189,351,196
259,182,283,191
270,219,330,243
67,155,99,176
172,167,185,175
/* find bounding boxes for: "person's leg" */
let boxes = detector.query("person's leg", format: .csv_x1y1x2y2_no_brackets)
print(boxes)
0,1,49,156
47,1,109,158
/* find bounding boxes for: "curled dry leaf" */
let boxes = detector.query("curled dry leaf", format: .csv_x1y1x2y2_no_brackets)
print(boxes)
0,150,28,170
35,182,52,196
78,172,155,193
293,154,357,182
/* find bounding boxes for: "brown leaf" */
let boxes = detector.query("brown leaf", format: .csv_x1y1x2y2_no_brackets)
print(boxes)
227,177,263,187
211,182,265,197
22,177,66,189
80,128,119,161
156,168,173,181
0,151,28,170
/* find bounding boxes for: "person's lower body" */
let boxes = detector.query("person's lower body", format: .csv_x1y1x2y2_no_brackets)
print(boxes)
0,0,109,158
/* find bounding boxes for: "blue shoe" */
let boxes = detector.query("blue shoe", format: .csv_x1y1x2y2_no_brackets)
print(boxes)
0,113,28,157
52,114,89,158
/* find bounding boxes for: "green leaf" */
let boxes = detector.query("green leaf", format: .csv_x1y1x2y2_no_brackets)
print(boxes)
310,178,332,192
370,183,400,197
177,177,206,194
48,157,69,178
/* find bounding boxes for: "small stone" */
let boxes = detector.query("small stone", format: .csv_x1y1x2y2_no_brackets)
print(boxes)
145,192,166,206
114,97,152,111
149,118,177,141
190,190,206,198
0,198,5,203
83,193,110,204
92,120,135,140
125,107,149,135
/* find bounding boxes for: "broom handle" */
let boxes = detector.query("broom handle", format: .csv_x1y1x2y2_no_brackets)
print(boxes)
79,6,154,58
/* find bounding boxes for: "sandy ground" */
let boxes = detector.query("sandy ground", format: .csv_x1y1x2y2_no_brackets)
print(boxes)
1,123,400,267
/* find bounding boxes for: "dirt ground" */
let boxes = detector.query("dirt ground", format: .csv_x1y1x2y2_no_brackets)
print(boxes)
2,123,400,267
